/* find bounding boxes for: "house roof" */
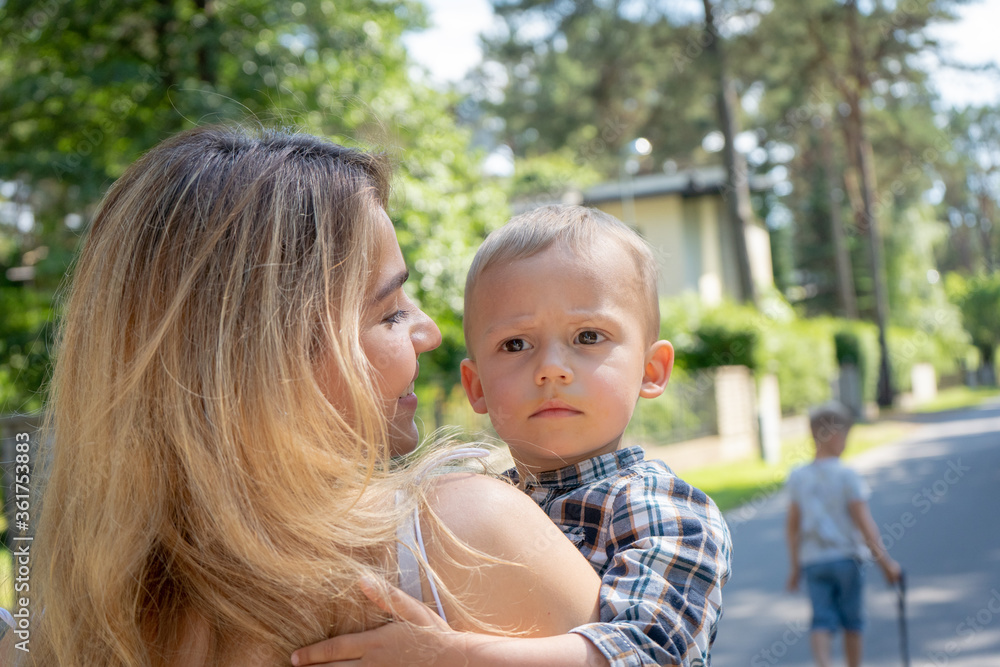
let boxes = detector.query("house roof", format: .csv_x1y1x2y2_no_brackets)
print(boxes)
583,165,777,205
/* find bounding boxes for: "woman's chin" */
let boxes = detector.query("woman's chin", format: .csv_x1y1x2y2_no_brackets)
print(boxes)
388,423,419,457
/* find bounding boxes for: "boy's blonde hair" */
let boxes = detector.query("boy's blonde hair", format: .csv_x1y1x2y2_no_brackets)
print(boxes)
464,205,661,350
809,400,855,444
20,125,455,666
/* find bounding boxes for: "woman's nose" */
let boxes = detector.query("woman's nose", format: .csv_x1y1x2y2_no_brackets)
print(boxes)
534,345,573,385
412,308,442,354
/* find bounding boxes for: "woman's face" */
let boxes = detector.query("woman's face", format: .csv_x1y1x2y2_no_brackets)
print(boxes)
319,210,442,456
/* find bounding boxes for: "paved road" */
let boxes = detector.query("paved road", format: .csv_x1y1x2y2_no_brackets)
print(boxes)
711,400,1000,667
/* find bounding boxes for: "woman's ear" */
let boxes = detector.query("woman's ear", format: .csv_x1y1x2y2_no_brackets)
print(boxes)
460,358,489,414
639,340,674,399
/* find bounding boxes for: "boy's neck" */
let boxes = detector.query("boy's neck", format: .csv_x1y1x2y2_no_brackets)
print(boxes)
511,442,627,480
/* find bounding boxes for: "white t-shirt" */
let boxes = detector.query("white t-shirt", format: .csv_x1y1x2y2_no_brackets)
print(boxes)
786,458,871,565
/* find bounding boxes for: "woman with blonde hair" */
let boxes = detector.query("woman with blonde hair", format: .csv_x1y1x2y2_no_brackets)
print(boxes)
0,125,600,666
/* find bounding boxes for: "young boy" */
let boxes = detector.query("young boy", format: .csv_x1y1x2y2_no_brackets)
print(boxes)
785,401,901,667
292,205,732,667
457,205,732,666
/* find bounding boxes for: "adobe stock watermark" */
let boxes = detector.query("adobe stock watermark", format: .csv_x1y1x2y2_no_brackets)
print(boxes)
879,458,970,552
926,588,1000,666
750,619,810,667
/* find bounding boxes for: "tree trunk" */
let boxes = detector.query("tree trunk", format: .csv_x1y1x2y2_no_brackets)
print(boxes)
978,191,996,273
845,0,893,407
195,0,218,86
702,0,758,307
819,116,858,318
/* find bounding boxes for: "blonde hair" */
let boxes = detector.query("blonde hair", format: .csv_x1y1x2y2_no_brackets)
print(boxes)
809,400,855,444
17,125,442,666
463,205,660,350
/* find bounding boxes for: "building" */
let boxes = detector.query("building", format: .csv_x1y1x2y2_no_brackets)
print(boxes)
582,166,775,305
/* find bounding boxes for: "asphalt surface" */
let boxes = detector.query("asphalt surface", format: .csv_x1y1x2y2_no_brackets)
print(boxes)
711,399,1000,667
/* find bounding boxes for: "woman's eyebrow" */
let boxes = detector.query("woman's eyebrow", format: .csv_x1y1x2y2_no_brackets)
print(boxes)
372,270,409,303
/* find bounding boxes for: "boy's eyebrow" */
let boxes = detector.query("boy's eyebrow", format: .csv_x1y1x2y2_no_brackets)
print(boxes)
482,310,620,338
372,270,409,303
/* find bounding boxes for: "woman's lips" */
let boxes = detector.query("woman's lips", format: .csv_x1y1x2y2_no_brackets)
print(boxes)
398,392,418,411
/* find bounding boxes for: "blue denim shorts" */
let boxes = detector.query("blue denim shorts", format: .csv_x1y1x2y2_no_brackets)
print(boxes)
803,558,865,632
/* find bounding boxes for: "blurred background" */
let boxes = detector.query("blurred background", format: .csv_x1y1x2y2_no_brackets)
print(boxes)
0,1,998,663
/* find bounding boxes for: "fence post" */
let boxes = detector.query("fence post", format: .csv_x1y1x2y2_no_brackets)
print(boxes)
910,363,937,406
836,364,863,420
714,366,759,460
757,373,781,465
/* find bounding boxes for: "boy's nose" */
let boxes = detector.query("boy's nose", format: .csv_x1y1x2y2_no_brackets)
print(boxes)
534,347,573,385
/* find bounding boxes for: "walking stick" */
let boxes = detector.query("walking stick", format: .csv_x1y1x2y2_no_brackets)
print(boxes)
896,570,910,667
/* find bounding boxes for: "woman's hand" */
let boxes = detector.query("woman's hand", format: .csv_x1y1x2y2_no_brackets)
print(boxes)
290,579,487,667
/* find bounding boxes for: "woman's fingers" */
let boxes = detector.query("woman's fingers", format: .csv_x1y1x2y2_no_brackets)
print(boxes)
292,579,449,666
291,633,368,665
359,578,447,629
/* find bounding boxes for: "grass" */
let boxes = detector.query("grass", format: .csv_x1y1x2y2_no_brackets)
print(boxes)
0,548,9,610
0,509,9,609
683,388,1000,514
684,420,919,513
911,386,1000,413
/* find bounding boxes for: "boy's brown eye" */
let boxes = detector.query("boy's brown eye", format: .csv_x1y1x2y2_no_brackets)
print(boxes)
502,338,526,352
577,331,600,344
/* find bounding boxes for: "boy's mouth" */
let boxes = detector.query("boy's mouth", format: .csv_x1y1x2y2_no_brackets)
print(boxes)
530,399,582,418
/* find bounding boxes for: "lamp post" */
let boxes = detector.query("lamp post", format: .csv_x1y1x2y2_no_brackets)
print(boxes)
620,137,651,227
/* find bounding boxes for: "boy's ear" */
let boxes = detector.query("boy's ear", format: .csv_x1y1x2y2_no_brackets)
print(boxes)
460,358,489,414
639,340,674,399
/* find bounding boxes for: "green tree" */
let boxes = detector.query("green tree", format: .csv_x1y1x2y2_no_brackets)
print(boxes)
938,105,1000,274
478,0,716,173
946,272,1000,385
0,0,506,419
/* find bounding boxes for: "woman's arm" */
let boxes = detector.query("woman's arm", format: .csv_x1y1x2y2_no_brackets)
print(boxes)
292,473,609,667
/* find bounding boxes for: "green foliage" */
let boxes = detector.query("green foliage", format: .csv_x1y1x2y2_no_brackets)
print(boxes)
945,272,1000,376
0,287,54,413
0,0,506,419
678,324,759,372
478,1,718,173
507,150,602,199
829,318,881,403
766,317,836,414
887,326,935,393
664,293,836,414
627,366,718,445
937,106,1000,275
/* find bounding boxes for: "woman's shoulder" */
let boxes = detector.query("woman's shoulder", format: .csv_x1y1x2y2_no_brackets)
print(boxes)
424,472,547,547
419,471,601,635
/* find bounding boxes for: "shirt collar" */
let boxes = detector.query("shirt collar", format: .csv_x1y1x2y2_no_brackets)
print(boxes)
508,446,646,489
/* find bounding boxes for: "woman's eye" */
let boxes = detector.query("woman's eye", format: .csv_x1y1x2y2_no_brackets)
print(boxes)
576,331,603,345
383,309,409,326
501,338,527,352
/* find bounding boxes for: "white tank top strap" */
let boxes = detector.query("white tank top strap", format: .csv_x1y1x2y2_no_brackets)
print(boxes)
395,446,490,621
395,491,424,604
0,607,14,629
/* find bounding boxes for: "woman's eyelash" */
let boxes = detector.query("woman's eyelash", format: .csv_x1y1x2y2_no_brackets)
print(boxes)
384,309,410,325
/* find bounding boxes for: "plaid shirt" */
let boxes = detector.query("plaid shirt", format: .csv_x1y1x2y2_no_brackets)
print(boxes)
507,447,732,667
